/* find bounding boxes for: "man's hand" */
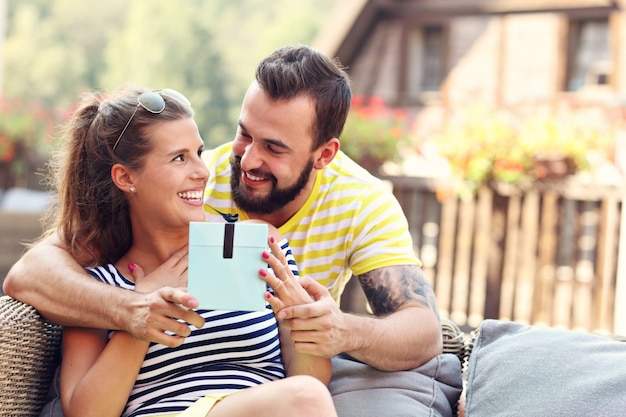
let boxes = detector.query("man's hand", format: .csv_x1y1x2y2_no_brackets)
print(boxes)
126,287,204,347
126,246,204,347
279,265,442,371
275,276,349,358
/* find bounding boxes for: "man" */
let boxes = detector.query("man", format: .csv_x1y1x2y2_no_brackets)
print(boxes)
4,45,461,417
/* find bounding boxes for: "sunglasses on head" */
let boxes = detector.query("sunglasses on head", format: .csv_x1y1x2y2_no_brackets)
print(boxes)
112,88,191,153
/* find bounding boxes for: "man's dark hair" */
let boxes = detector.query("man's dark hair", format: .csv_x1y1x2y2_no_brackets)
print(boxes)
255,45,352,150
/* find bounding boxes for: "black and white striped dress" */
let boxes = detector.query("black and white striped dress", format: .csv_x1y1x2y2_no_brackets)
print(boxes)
87,239,298,417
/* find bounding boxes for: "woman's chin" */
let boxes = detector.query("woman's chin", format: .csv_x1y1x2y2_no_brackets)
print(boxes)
187,212,207,224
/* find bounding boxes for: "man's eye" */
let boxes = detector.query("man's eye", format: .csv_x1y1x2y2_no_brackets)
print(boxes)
266,144,285,155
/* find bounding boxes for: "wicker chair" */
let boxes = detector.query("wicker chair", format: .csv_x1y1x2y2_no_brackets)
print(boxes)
0,295,62,417
0,295,469,417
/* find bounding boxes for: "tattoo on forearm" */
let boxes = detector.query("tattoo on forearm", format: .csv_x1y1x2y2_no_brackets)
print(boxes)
357,265,439,318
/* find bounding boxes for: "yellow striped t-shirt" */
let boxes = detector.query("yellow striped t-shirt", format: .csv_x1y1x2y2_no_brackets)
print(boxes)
202,142,420,302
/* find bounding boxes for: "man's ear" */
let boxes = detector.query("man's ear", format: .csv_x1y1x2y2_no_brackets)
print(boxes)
111,163,134,192
314,138,340,170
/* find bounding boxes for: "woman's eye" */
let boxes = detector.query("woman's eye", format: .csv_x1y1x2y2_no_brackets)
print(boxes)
173,154,185,162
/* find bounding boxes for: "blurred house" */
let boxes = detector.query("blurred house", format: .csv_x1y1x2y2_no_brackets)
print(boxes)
315,0,626,334
315,0,624,110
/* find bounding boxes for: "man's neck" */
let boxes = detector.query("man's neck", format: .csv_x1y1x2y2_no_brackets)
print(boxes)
246,197,302,228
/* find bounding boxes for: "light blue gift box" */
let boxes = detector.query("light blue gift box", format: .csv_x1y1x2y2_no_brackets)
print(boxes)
188,222,268,311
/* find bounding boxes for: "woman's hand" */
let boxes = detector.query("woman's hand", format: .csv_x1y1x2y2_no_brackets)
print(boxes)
259,236,312,313
125,245,189,294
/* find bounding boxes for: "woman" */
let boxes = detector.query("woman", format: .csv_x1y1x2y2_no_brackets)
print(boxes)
49,85,336,417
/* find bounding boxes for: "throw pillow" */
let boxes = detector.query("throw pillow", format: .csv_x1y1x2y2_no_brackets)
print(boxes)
464,320,626,417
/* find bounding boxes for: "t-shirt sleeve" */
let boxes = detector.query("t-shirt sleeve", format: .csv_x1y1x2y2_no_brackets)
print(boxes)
348,185,421,276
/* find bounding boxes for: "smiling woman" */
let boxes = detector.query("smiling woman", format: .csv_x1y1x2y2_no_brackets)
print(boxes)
33,83,338,417
47,85,200,265
120,116,208,237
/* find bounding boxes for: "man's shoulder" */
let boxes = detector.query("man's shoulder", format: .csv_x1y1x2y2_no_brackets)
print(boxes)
203,142,233,184
203,142,233,214
324,152,390,194
203,142,233,170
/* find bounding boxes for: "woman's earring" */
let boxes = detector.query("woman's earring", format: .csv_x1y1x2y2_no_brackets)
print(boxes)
129,185,136,192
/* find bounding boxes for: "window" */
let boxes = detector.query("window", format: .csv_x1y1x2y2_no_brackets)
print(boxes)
566,18,610,91
407,24,446,98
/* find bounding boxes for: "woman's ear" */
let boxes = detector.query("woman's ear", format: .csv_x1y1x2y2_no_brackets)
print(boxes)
111,163,134,192
313,138,340,170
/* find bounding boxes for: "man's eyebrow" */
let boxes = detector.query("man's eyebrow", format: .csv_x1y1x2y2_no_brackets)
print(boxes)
237,119,291,151
263,137,290,151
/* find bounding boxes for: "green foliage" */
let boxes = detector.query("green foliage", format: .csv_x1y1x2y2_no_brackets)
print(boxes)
2,0,339,157
99,1,231,146
4,0,127,108
202,0,340,143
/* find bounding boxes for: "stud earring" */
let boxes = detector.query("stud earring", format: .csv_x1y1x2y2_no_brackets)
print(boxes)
129,185,136,192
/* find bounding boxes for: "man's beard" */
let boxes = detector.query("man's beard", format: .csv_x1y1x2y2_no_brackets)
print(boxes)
230,155,314,215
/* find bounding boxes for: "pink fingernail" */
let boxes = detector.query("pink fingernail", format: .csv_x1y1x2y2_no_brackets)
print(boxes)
262,251,270,259
270,235,275,244
259,269,267,277
128,263,136,272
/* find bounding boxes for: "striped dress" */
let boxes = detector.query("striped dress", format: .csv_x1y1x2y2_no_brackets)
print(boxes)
87,240,297,417
202,143,421,302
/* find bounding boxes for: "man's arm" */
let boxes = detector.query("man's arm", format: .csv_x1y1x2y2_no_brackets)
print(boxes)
3,233,203,347
347,264,442,370
277,264,442,372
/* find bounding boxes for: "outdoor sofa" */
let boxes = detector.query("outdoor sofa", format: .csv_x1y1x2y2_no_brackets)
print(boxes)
1,294,625,417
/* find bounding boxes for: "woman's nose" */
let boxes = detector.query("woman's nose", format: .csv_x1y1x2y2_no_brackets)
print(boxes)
193,155,210,180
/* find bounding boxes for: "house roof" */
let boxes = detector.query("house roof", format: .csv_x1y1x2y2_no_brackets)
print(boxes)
314,0,618,59
313,0,370,59
389,0,617,14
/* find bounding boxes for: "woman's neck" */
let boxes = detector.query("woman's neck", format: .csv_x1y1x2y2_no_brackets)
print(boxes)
117,225,188,277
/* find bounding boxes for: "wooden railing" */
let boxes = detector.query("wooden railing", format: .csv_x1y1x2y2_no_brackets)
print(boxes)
382,175,625,334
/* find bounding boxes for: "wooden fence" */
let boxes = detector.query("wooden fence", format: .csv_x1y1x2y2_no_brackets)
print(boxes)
382,175,625,334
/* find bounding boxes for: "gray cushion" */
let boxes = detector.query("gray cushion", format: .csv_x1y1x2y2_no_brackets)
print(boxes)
41,349,463,417
330,353,463,417
465,320,626,417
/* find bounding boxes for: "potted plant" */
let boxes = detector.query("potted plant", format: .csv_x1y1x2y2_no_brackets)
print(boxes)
0,98,58,189
340,95,410,173
425,104,617,198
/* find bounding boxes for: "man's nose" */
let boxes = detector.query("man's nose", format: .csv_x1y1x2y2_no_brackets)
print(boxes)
240,142,263,171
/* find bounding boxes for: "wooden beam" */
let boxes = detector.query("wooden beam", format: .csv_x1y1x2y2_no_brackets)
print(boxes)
383,0,617,16
615,193,626,335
